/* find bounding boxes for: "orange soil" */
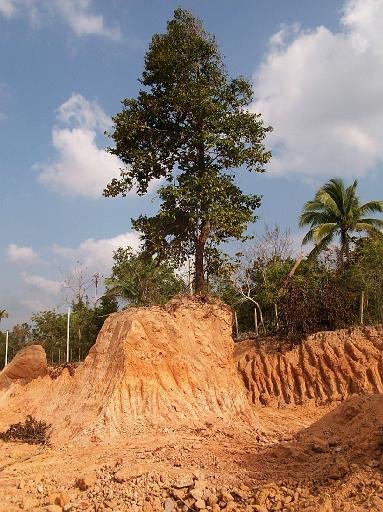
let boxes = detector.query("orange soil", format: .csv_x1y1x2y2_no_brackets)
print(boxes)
0,298,382,512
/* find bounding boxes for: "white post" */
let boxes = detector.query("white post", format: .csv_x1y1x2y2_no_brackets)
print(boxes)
360,291,365,325
234,311,239,338
5,330,9,366
66,307,71,363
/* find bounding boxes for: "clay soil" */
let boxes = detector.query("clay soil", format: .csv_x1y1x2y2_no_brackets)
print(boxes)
0,299,383,512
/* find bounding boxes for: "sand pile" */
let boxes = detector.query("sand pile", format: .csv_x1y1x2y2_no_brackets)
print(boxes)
235,326,383,406
0,298,256,444
0,344,47,391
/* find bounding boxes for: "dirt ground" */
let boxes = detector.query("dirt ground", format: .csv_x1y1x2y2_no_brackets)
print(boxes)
1,300,383,512
1,398,382,512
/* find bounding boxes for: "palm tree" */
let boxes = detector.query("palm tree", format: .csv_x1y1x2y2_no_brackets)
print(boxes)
299,178,383,262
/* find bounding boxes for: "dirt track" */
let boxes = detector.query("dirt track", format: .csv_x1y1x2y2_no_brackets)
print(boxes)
0,299,383,511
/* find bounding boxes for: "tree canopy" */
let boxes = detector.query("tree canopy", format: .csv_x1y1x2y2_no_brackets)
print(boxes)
105,247,185,306
299,178,383,262
104,8,271,292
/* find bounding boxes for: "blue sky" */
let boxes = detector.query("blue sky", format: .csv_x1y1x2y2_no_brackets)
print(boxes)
1,0,383,328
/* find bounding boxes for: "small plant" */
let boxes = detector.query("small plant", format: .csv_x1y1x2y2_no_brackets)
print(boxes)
0,415,51,445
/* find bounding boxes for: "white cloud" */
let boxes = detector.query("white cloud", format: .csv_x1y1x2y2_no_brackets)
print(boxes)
252,0,383,178
56,92,111,131
55,0,120,39
52,231,141,275
37,93,121,198
0,0,16,17
7,243,38,264
0,0,121,39
22,272,63,296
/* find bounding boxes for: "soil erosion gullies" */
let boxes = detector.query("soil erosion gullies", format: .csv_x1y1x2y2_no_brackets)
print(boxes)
0,344,47,391
0,298,256,444
235,326,383,406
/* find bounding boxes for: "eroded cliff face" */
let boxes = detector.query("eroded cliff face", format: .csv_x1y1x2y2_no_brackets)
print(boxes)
235,326,383,407
0,298,256,444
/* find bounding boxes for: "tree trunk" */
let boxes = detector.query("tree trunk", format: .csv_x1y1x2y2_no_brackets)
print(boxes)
340,228,349,264
194,221,210,294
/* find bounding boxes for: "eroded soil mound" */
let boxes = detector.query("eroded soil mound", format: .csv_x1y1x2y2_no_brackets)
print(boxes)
0,298,256,444
0,344,47,391
235,326,383,406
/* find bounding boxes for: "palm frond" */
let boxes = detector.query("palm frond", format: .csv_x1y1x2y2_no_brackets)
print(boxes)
306,232,335,261
302,228,315,245
359,200,383,215
299,210,337,228
355,218,383,227
315,189,340,217
321,178,346,215
311,223,338,242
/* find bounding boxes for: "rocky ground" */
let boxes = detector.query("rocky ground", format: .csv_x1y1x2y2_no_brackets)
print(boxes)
1,397,383,512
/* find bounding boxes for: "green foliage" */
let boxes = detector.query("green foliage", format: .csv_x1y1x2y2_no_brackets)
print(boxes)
69,295,118,357
104,9,271,292
31,310,67,352
216,222,383,339
29,295,118,364
0,323,32,370
300,178,383,262
342,236,383,324
277,260,359,337
105,247,185,306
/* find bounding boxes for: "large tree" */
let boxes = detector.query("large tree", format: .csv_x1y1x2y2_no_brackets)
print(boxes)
299,178,383,262
104,9,271,292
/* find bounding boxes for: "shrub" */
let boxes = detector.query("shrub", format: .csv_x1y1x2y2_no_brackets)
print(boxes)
0,415,51,445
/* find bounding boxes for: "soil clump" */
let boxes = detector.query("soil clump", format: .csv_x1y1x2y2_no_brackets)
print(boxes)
0,344,47,391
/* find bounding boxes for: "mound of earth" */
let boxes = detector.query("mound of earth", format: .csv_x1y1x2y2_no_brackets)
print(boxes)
0,344,47,391
235,326,383,406
0,298,256,444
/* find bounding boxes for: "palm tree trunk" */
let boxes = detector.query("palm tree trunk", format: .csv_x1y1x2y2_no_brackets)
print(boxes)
340,228,349,264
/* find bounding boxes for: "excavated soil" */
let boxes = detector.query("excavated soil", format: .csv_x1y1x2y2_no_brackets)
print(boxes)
0,344,47,391
235,326,383,407
0,299,383,512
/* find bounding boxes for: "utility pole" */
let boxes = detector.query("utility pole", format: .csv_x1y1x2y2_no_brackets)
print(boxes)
5,330,9,366
66,307,71,363
360,291,365,325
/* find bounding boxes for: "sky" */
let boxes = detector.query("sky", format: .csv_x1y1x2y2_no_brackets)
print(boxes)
1,0,383,328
